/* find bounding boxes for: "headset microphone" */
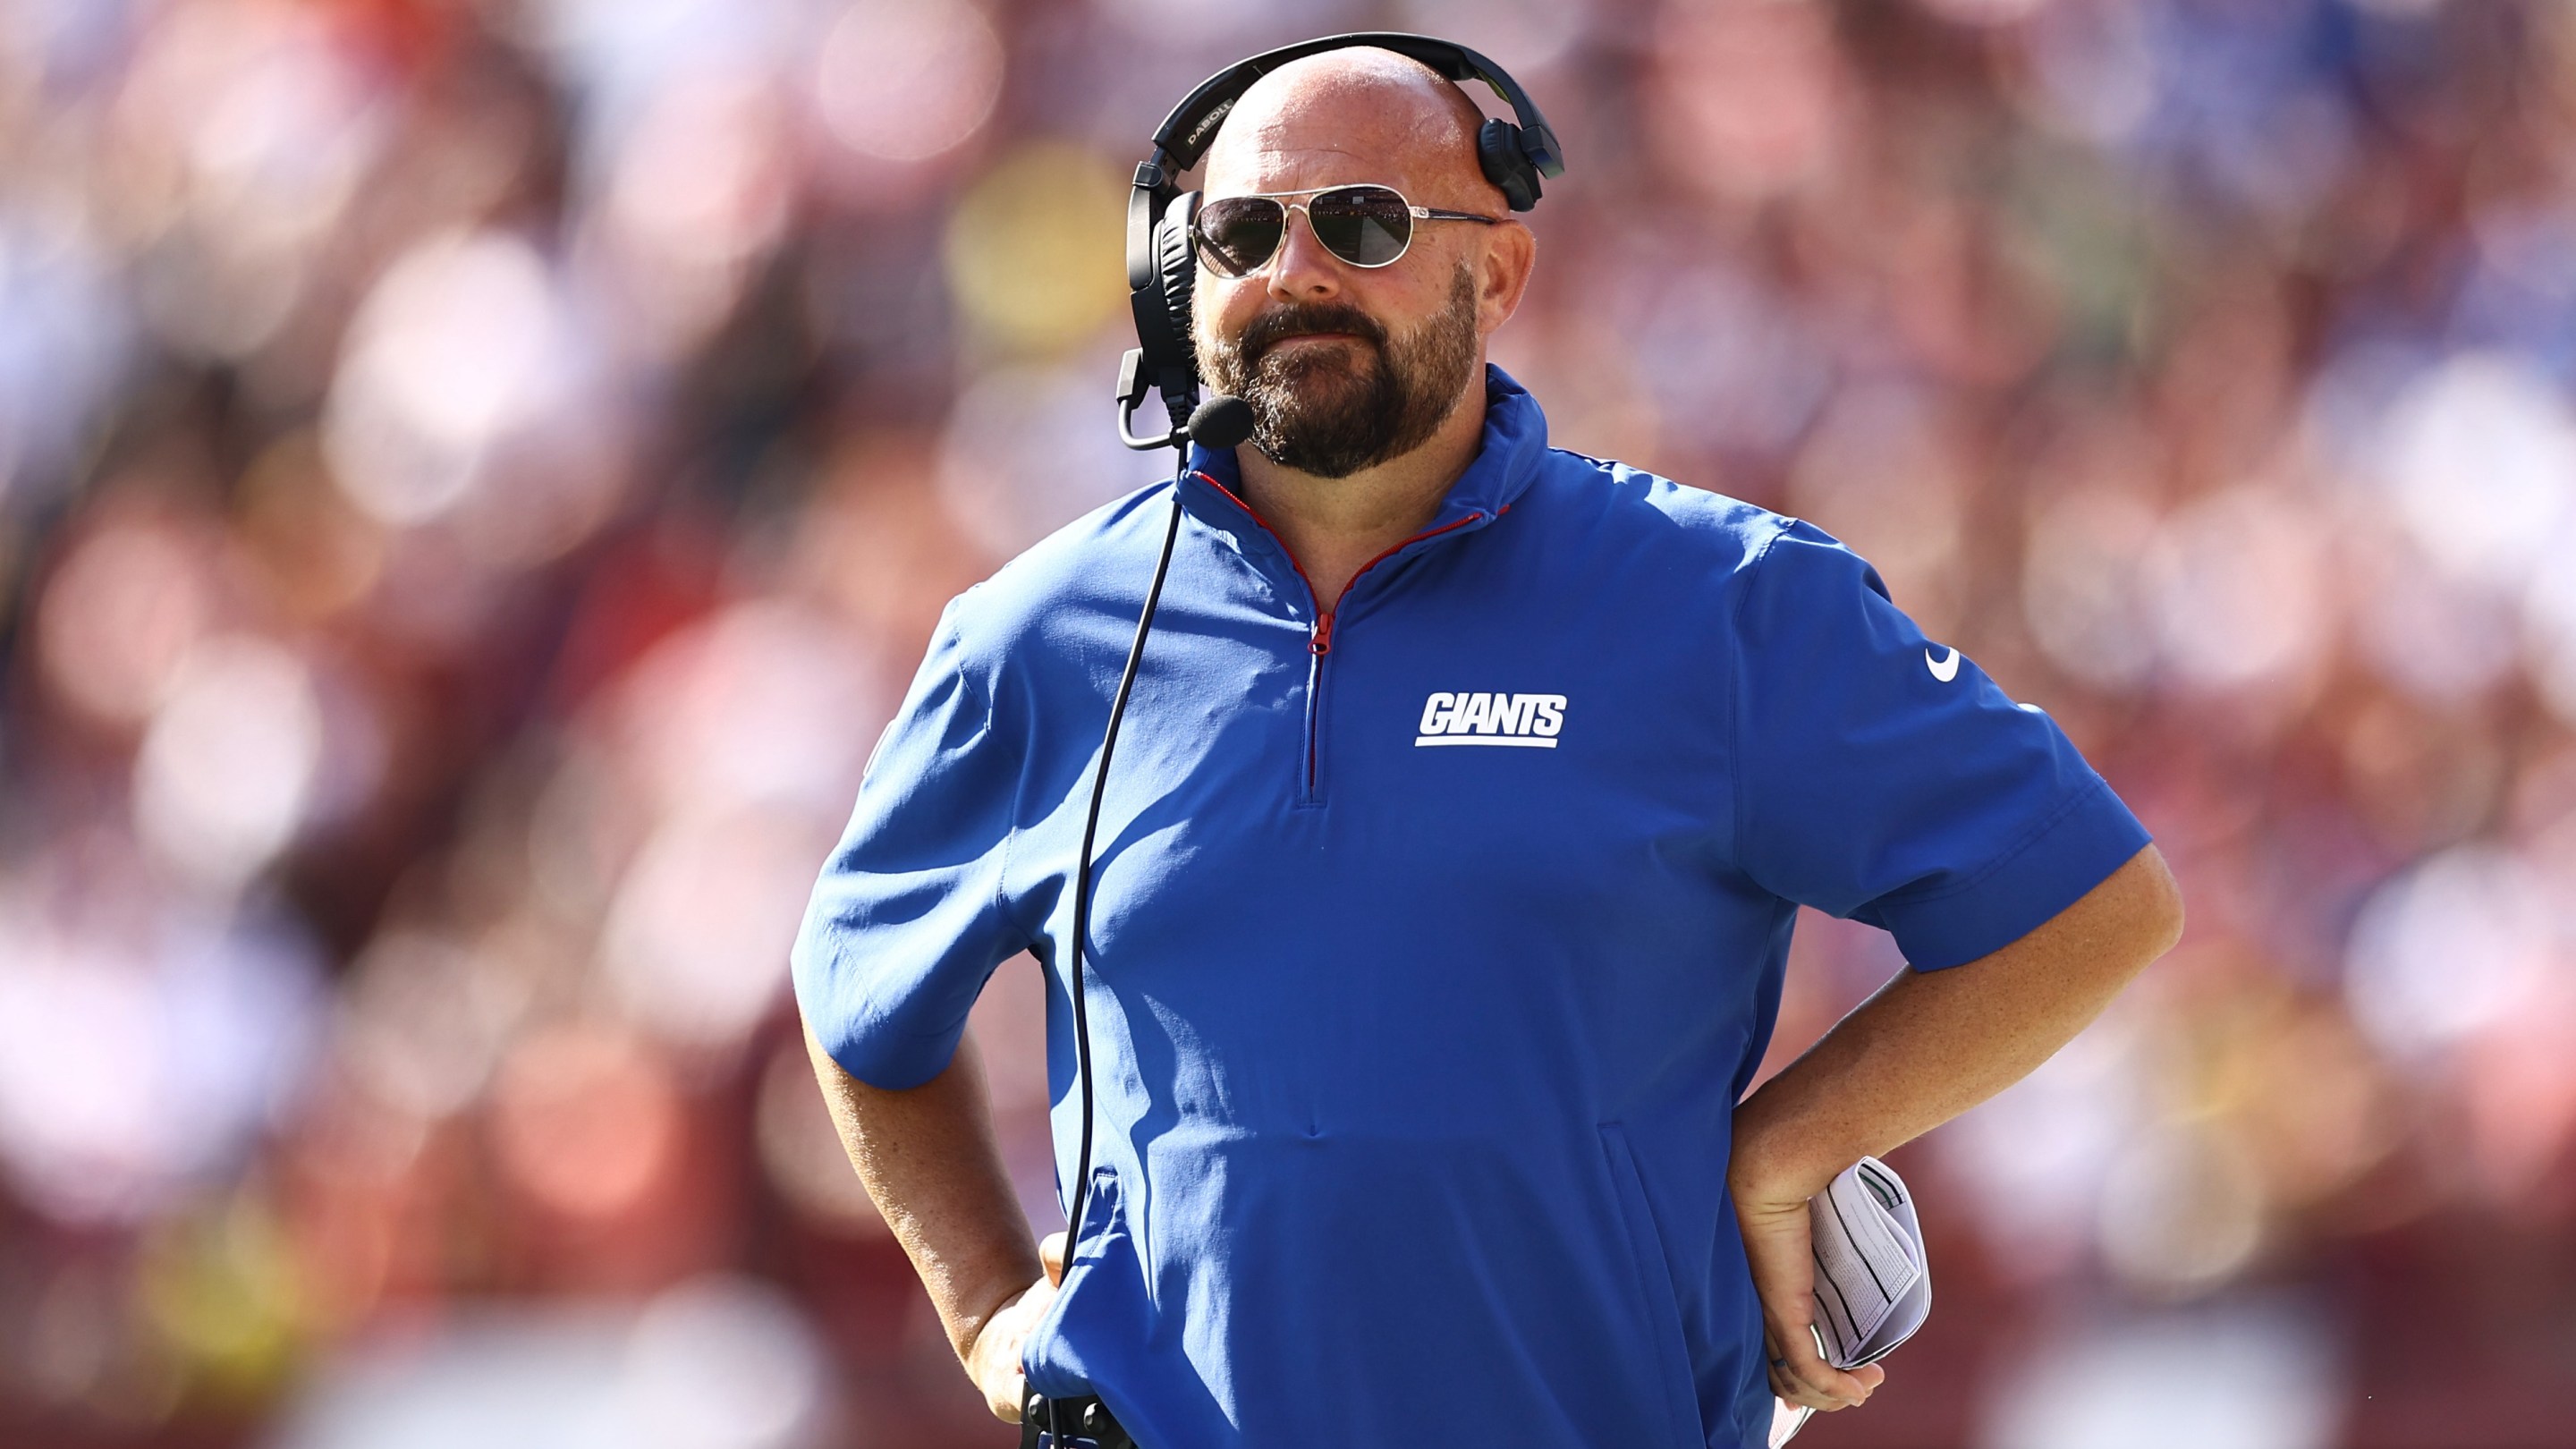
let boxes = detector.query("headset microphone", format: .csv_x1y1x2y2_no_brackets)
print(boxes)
1184,394,1255,450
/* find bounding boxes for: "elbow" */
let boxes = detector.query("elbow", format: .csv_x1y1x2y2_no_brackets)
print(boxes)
2133,845,2187,966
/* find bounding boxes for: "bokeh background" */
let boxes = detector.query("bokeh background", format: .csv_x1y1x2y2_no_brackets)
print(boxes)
1,0,2572,1445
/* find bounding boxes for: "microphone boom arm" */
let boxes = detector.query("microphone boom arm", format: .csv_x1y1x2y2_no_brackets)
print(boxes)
1118,386,1185,451
1115,346,1189,451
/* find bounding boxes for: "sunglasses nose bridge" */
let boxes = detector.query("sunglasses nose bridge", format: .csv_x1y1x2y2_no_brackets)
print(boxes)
1262,199,1357,296
1272,199,1336,271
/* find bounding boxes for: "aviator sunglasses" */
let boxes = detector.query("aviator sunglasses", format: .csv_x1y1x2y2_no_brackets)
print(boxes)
1192,183,1501,277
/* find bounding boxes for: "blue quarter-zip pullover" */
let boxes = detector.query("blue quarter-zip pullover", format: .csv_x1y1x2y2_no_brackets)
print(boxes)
792,367,2149,1449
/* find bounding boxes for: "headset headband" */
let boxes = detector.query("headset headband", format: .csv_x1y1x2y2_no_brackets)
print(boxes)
1144,32,1565,180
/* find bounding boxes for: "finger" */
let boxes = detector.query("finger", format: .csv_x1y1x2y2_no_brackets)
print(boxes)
987,1367,1026,1422
1763,1333,1827,1409
1774,1369,1852,1412
1759,1319,1851,1403
1765,1327,1876,1411
1777,1345,1875,1409
1736,1205,1848,1397
967,1284,1046,1422
1768,1355,1847,1411
1040,1231,1068,1286
1736,1195,1882,1409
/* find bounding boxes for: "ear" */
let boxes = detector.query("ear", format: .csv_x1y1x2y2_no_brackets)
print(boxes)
1474,223,1538,338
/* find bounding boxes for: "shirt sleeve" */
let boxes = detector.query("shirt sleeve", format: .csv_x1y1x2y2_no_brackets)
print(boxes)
792,601,1031,1087
1728,521,2151,970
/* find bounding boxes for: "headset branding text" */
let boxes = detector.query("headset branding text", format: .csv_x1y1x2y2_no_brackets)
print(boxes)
1416,692,1566,748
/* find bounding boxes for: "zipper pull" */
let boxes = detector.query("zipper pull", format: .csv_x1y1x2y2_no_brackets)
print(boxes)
1310,614,1335,656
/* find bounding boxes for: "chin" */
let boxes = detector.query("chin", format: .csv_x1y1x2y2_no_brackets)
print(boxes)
1262,351,1375,402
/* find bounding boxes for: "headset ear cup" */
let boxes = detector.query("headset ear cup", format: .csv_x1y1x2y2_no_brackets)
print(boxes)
1153,191,1201,391
1477,117,1542,211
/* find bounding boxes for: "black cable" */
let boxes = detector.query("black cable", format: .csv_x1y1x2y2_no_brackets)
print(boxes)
1063,470,1188,1243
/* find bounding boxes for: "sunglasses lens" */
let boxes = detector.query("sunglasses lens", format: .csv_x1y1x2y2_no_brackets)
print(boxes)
1196,197,1284,277
1309,186,1412,267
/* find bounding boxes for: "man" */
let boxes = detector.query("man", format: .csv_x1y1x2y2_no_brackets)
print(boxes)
792,47,2182,1449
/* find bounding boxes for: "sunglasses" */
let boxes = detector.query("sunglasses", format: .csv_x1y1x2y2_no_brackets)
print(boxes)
1192,183,1501,278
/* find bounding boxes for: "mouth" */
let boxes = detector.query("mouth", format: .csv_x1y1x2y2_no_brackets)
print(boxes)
1256,332,1376,371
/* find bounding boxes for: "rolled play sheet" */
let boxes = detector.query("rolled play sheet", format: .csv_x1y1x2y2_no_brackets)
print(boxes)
1768,1157,1931,1448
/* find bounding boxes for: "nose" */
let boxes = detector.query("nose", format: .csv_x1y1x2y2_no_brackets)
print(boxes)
1265,205,1343,304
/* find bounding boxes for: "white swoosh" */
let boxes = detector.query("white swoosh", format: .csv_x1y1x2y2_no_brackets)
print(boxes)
1926,647,1962,682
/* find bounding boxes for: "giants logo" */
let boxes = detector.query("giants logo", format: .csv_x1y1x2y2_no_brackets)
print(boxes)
1415,691,1566,749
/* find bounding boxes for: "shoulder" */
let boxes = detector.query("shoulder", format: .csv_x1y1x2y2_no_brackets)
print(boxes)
936,478,1182,673
1511,446,1844,605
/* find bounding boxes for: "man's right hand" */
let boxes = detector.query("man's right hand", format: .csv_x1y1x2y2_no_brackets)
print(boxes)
964,1231,1069,1422
803,1031,1067,1426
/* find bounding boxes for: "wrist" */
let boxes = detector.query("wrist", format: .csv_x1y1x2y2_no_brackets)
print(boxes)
1729,1100,1851,1206
945,1256,1046,1365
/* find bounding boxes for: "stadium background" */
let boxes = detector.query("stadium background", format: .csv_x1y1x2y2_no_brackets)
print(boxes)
2,0,2572,1445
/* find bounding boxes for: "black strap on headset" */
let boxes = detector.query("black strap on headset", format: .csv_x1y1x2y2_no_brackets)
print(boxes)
1143,31,1565,179
1062,477,1186,1245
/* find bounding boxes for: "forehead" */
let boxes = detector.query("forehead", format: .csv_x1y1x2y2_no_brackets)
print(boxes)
1198,76,1471,200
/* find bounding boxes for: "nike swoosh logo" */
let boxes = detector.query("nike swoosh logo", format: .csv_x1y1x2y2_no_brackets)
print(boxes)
1926,647,1962,682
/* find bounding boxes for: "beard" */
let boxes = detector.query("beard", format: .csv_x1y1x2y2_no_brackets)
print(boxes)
1197,263,1481,479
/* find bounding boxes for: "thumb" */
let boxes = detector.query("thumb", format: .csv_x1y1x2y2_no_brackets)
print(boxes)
1040,1231,1068,1287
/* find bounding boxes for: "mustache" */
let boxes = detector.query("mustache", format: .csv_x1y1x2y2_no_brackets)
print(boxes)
1234,302,1390,364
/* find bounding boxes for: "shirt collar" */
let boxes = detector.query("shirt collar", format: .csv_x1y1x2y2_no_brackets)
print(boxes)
1178,365,1549,545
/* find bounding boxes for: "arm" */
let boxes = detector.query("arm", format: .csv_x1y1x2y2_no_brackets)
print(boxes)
1731,844,2184,1412
803,1021,1062,1421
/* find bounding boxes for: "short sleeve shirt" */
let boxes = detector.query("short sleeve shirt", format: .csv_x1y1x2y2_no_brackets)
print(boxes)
792,369,2148,1449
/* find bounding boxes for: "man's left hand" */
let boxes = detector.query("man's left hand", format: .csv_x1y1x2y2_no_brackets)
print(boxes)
1724,849,2183,1414
1730,1181,1885,1413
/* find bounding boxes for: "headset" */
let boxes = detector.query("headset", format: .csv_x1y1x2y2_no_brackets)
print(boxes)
1114,31,1565,450
1032,36,1563,1445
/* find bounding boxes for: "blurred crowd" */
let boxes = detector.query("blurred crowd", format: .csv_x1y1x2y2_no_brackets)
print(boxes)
0,0,2572,1445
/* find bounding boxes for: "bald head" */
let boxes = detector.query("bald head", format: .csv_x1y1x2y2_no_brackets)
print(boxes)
1200,48,1507,216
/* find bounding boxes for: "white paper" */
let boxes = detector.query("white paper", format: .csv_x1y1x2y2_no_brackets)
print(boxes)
1767,1157,1931,1447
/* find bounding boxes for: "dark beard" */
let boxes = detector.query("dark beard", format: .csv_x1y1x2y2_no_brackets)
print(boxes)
1198,264,1481,479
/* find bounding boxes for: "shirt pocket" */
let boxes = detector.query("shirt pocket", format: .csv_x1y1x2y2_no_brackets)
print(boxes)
1021,1165,1148,1400
1602,1123,1712,1449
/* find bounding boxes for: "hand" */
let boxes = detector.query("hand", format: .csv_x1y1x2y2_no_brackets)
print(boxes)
1731,1184,1885,1413
962,1231,1068,1422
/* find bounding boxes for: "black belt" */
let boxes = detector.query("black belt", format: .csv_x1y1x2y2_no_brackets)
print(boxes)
1021,1390,1134,1449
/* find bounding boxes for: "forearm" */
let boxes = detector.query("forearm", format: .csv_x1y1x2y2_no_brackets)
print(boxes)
803,1021,1043,1363
1733,846,2183,1197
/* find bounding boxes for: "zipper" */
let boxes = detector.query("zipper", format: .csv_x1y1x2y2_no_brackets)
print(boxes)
1304,511,1482,658
1302,629,1327,800
1299,512,1484,800
1193,471,1487,802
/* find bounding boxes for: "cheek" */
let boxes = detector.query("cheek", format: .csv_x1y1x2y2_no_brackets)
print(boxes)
1355,274,1448,333
1195,277,1260,340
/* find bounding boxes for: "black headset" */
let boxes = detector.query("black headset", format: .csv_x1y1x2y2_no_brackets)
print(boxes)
1046,42,1567,1401
1114,31,1566,450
